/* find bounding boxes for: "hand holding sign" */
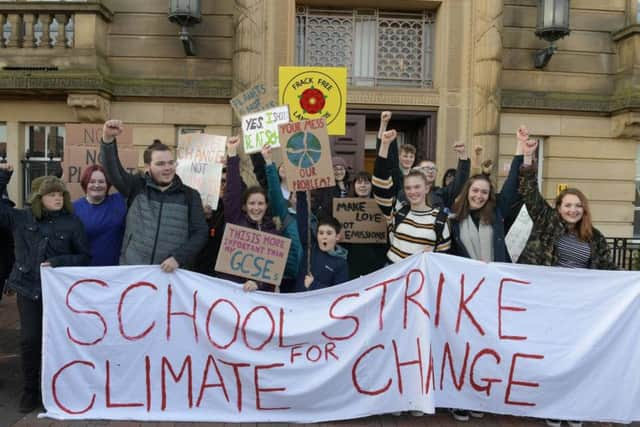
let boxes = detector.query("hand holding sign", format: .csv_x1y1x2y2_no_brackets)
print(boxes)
261,144,273,165
226,136,240,158
304,273,314,289
102,120,124,143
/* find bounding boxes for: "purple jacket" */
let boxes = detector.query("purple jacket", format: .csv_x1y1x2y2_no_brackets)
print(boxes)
221,156,279,289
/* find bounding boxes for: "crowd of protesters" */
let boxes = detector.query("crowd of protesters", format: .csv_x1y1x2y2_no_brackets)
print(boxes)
0,113,617,427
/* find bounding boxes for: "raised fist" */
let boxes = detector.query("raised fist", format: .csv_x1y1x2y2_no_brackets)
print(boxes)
381,111,392,123
226,135,241,157
103,120,123,142
517,126,529,143
381,129,397,146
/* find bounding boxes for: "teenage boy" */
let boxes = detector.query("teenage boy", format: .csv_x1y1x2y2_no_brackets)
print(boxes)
296,190,348,291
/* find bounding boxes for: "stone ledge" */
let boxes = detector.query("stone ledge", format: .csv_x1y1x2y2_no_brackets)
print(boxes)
501,89,640,114
0,71,233,99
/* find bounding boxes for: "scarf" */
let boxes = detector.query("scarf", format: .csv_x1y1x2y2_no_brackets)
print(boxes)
459,216,494,262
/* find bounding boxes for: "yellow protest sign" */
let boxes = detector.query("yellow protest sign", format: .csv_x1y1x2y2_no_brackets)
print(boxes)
556,183,568,195
279,66,347,136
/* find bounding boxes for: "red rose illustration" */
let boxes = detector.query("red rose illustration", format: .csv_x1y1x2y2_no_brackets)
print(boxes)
299,88,326,114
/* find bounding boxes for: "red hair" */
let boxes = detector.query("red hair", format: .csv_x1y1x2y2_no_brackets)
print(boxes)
80,164,111,194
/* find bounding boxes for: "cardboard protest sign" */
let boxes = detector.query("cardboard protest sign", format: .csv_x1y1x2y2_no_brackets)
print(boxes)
63,123,137,200
230,83,278,119
214,223,291,286
278,118,335,192
241,105,290,154
279,66,347,135
333,198,387,244
176,133,226,210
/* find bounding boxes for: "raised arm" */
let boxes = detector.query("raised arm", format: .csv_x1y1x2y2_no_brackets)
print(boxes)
519,138,552,221
263,145,289,221
223,136,244,224
497,126,528,217
100,120,140,197
0,164,16,229
435,141,470,209
372,130,398,224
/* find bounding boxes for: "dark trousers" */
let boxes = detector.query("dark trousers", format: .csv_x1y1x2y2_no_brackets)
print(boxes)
17,294,42,394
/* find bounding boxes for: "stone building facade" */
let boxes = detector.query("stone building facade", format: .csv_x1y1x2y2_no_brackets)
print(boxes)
0,0,638,237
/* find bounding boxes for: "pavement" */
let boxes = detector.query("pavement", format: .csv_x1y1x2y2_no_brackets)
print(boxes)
0,294,637,427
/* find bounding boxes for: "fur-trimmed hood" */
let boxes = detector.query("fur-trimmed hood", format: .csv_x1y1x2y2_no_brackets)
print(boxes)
30,176,73,219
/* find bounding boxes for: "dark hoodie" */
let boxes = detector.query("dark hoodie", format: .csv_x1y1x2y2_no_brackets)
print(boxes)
295,190,348,291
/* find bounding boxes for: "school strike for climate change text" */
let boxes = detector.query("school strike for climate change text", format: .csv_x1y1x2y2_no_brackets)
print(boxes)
40,254,640,423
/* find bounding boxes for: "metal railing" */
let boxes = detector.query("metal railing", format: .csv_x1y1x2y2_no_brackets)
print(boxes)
606,237,640,270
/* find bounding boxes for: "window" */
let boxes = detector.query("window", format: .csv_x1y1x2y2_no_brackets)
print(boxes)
23,125,64,201
296,7,435,88
26,125,64,159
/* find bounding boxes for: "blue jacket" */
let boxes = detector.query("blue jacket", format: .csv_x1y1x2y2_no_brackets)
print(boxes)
265,163,302,281
296,190,349,291
449,155,523,263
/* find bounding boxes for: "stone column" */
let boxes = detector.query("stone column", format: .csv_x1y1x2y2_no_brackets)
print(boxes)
6,121,24,206
232,0,266,186
471,0,503,168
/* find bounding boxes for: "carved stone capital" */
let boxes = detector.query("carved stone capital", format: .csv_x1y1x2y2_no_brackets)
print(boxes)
67,93,111,123
611,111,640,139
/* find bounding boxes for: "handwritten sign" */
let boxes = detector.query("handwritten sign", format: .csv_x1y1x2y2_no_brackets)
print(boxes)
505,204,533,263
241,106,290,154
230,83,278,119
63,123,137,200
176,133,226,210
333,198,387,243
41,254,640,423
279,66,347,135
214,224,291,286
278,118,335,192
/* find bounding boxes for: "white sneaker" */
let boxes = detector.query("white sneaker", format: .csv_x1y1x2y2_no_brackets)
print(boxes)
450,409,470,422
545,420,561,427
469,411,484,418
568,422,582,427
409,411,424,417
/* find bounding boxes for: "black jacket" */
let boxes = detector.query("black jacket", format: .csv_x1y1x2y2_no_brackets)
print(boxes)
0,170,90,300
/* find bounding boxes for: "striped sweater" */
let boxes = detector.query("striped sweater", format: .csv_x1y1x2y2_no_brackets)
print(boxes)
373,154,451,263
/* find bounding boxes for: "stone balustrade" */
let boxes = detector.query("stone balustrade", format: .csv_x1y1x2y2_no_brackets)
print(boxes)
0,1,112,66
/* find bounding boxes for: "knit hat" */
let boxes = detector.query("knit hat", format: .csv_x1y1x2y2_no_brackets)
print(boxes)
30,176,73,219
332,156,347,169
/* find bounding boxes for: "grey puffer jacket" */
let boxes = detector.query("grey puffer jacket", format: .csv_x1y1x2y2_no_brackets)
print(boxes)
101,141,208,268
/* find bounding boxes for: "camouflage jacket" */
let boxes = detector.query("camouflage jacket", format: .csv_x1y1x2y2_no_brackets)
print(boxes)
518,165,617,270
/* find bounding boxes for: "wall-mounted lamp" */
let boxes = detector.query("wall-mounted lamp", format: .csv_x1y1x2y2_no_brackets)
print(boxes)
534,0,571,69
168,0,202,56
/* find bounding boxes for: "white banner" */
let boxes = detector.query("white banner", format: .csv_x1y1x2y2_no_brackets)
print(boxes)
41,254,640,423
